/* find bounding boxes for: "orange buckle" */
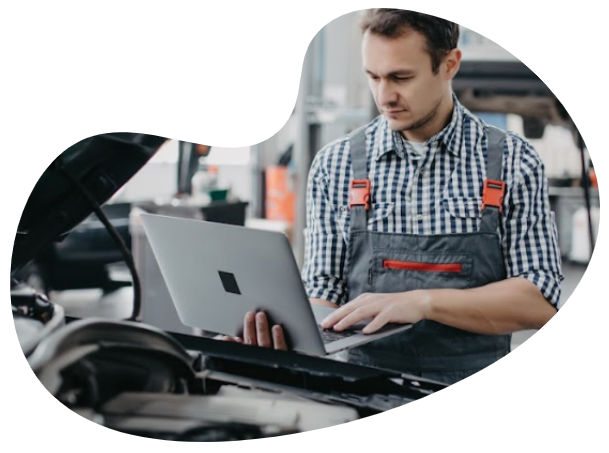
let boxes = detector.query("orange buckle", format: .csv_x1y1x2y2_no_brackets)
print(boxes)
481,179,505,212
349,179,371,211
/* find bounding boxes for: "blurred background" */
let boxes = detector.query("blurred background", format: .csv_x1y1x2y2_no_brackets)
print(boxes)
15,11,599,348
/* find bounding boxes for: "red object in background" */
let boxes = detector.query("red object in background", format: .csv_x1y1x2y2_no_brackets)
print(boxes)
590,168,598,188
195,144,211,156
265,166,295,224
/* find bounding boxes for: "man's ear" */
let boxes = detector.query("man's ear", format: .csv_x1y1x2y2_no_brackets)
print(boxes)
443,48,462,81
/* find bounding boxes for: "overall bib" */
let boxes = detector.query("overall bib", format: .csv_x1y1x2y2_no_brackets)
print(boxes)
344,126,511,385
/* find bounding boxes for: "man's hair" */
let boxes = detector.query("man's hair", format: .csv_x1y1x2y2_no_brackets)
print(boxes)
360,9,460,74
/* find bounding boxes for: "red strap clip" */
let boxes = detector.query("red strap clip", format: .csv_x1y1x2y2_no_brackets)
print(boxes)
349,179,371,211
481,179,506,212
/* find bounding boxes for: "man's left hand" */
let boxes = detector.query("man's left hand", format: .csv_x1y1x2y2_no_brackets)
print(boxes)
320,291,431,334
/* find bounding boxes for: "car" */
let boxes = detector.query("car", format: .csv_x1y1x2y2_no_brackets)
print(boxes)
11,132,445,441
12,139,247,296
14,201,133,295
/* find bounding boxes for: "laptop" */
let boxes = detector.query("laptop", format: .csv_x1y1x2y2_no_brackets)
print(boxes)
140,213,411,356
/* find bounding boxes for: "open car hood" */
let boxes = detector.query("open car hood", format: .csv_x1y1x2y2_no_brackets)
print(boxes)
11,133,168,275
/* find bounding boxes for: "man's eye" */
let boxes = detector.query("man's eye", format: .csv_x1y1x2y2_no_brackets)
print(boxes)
395,76,412,81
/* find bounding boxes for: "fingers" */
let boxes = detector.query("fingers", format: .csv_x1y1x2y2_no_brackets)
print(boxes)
320,294,374,329
243,311,257,346
256,312,272,348
333,303,382,331
272,325,288,350
221,336,244,343
320,302,357,329
362,311,391,334
242,311,289,350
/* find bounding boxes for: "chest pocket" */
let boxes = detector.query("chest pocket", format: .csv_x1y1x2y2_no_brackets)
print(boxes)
336,202,394,238
441,197,482,231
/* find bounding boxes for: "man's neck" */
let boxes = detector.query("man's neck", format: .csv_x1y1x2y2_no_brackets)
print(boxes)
401,93,454,143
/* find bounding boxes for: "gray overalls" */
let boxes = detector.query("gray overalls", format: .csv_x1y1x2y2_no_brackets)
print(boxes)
343,126,511,385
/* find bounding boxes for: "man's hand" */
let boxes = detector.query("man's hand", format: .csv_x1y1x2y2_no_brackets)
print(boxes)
320,291,430,334
320,278,557,336
222,311,288,350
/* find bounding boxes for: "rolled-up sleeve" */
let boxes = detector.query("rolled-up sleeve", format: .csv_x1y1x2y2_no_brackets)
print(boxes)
301,146,348,305
503,142,564,307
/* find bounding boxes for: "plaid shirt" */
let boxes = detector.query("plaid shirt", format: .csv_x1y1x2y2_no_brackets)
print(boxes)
302,97,563,307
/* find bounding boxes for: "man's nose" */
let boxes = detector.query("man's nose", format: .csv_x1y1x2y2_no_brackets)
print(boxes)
377,80,398,106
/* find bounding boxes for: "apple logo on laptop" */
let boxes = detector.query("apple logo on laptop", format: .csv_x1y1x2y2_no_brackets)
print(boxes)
218,271,241,295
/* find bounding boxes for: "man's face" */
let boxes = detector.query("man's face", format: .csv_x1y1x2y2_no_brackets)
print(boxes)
362,29,455,138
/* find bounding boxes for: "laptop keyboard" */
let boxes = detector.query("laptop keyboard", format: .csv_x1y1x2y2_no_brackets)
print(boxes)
318,326,360,344
318,323,405,344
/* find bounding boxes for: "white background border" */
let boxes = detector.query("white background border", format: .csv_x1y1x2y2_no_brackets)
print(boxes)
2,1,606,451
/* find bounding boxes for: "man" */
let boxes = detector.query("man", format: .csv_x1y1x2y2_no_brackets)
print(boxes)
232,9,562,385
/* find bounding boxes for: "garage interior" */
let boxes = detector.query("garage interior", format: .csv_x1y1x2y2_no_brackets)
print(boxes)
11,10,599,441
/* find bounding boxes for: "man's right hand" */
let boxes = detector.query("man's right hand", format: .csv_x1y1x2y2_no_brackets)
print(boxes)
222,311,288,350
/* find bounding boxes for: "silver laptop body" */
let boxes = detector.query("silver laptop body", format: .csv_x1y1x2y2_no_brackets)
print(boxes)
140,213,410,356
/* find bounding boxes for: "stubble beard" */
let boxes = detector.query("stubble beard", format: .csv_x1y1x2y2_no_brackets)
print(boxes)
388,97,443,135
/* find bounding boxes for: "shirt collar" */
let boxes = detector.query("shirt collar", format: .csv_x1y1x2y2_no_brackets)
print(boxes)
372,93,468,161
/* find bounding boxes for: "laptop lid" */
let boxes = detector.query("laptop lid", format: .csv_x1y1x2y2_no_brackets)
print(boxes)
140,213,327,355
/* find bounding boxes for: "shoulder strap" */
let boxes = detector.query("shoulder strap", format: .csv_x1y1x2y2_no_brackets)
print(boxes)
348,126,369,232
480,126,507,234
